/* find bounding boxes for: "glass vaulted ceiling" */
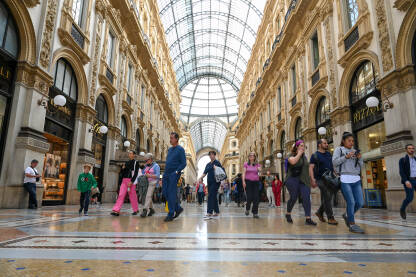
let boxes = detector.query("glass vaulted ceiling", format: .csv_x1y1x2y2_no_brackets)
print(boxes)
156,0,267,153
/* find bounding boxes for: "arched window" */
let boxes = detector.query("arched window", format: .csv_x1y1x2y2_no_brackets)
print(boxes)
344,0,359,29
412,30,416,69
146,139,151,152
53,59,78,101
350,61,378,104
120,116,127,138
294,118,302,141
316,96,332,143
0,2,18,58
95,95,108,124
280,131,286,152
136,129,141,153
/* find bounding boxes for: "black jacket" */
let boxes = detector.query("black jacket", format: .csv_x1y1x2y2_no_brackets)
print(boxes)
399,155,416,184
121,159,139,182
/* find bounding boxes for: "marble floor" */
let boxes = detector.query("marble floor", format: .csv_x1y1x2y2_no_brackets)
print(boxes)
0,201,415,277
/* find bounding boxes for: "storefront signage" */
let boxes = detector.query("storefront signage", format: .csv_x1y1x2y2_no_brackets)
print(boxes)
50,98,72,116
91,123,106,134
351,94,384,132
0,64,11,81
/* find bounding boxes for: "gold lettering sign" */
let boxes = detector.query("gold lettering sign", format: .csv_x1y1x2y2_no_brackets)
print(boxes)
91,123,105,134
50,98,72,116
352,105,380,123
0,65,11,81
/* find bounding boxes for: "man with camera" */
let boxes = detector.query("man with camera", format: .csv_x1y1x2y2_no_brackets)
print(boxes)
309,139,338,225
24,159,41,209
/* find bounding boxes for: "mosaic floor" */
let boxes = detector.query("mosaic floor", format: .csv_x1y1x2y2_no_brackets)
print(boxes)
0,201,415,276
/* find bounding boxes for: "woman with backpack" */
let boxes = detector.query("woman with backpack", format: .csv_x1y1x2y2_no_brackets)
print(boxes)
285,140,317,226
333,132,365,234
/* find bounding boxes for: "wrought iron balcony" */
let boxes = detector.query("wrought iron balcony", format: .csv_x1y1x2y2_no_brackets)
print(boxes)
344,27,359,52
311,69,320,87
71,23,85,48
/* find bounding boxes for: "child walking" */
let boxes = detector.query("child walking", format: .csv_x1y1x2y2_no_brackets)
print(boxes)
77,164,97,216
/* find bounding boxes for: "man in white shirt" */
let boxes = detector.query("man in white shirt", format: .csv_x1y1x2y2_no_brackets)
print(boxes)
24,159,41,209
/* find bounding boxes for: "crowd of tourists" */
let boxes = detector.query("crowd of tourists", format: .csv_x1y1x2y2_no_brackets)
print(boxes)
23,132,416,233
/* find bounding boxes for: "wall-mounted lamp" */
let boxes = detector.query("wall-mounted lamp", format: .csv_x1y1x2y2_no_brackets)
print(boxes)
38,95,66,111
265,159,271,168
123,140,131,148
366,89,394,112
88,123,108,134
318,126,338,136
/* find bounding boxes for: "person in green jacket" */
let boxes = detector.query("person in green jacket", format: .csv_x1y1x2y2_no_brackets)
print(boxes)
77,164,97,216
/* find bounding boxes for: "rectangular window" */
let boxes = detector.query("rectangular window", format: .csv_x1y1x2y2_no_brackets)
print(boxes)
291,65,297,94
345,0,359,30
140,85,145,109
311,32,320,70
72,0,84,27
232,164,236,175
107,32,115,67
278,86,282,111
127,64,133,92
268,101,271,121
150,101,153,121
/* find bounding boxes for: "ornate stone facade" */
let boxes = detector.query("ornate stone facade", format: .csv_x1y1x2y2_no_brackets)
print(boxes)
236,0,416,211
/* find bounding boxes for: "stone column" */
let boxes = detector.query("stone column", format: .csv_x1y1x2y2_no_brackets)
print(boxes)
379,66,416,211
101,126,121,203
0,63,52,208
66,105,96,204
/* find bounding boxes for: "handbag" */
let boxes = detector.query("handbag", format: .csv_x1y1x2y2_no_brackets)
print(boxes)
91,186,100,195
322,169,340,191
214,166,227,183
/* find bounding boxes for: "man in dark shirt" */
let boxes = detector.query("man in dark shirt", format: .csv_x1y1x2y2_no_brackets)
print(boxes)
235,173,244,207
309,139,338,225
162,132,186,222
198,151,226,217
111,150,140,216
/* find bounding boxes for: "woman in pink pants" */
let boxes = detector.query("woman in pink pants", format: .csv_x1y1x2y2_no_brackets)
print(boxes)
111,150,140,216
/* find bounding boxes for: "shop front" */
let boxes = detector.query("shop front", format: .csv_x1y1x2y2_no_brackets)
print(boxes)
350,61,387,208
91,94,109,203
0,2,18,173
41,59,78,205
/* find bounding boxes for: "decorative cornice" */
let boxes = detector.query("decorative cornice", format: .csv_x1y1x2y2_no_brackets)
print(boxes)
378,65,416,97
15,61,53,95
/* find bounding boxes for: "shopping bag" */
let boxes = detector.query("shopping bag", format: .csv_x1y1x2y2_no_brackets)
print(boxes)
214,166,227,183
165,201,169,212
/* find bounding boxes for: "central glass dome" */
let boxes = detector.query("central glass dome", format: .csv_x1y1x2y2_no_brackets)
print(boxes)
156,0,267,153
180,77,238,125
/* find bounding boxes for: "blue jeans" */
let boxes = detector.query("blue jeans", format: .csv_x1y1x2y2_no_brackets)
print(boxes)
341,180,364,224
24,182,37,208
224,190,230,205
207,182,220,214
162,172,182,218
80,190,91,213
400,179,416,211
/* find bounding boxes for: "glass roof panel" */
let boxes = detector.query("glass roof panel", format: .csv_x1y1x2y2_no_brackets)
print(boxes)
157,0,267,153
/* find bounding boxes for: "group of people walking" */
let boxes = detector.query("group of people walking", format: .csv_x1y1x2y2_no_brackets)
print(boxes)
23,131,415,234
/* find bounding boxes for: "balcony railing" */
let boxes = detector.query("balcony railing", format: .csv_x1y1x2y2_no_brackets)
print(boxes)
71,23,85,48
285,0,298,22
291,96,297,107
105,67,114,84
311,69,320,87
344,27,359,52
